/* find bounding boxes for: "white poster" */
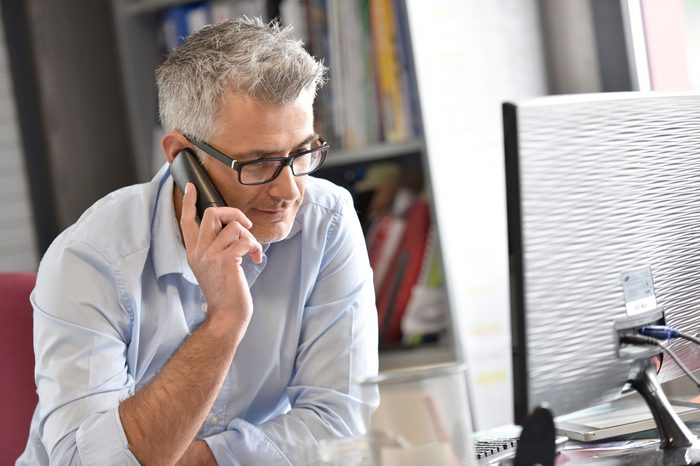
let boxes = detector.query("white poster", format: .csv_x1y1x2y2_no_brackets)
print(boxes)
404,0,547,430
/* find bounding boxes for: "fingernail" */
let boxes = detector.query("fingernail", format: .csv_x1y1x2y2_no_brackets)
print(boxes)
185,182,191,194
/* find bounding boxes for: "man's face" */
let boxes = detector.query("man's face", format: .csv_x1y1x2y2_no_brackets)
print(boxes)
202,90,315,244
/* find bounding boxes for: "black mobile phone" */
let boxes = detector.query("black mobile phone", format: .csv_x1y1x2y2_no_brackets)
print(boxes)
170,148,226,219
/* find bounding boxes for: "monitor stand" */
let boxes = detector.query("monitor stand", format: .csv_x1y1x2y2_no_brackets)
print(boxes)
585,360,700,465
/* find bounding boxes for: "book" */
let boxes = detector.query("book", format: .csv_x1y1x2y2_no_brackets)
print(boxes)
367,214,406,289
401,226,449,346
326,0,346,146
284,0,415,150
337,1,369,148
304,0,336,144
376,197,431,344
369,0,408,142
360,0,381,145
161,2,212,53
391,0,421,138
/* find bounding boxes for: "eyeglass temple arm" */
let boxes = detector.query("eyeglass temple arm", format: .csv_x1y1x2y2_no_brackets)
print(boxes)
187,137,236,168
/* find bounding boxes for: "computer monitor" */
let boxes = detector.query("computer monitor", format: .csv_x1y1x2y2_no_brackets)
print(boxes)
504,92,700,461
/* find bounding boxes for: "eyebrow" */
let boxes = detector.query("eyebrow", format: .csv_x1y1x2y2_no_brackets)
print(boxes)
233,133,320,161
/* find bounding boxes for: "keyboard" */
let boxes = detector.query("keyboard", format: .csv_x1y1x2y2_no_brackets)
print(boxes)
474,437,518,463
474,435,567,464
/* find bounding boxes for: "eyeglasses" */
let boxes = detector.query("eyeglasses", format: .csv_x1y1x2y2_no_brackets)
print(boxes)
186,135,329,186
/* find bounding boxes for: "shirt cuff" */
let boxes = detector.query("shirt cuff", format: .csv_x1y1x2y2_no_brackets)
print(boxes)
204,418,289,466
75,407,140,465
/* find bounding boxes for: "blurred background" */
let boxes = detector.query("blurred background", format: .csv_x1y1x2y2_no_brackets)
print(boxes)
0,0,698,428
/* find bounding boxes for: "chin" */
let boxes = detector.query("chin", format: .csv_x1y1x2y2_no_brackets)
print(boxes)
253,223,293,244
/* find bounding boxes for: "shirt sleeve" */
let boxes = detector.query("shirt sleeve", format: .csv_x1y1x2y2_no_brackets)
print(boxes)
32,239,139,465
205,191,380,465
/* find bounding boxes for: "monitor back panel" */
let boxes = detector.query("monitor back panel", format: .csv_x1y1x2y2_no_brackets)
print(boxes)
505,92,700,420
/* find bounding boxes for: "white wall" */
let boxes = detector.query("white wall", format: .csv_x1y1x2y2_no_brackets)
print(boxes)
684,0,700,89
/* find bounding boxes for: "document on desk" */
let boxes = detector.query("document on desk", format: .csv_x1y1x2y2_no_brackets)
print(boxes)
555,394,700,441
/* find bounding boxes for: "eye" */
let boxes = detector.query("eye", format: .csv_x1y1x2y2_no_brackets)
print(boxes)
292,141,319,156
245,159,279,171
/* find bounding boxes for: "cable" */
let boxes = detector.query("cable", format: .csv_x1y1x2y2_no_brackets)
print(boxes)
639,325,700,347
620,334,700,390
678,331,700,347
639,325,679,340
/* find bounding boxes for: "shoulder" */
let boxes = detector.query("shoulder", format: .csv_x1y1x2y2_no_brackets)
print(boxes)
300,176,354,216
293,176,365,253
48,174,165,265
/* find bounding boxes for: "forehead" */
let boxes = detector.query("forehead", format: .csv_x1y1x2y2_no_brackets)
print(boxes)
211,90,315,143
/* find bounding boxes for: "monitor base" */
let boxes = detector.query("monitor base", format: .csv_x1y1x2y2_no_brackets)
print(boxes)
563,360,700,466
629,360,698,450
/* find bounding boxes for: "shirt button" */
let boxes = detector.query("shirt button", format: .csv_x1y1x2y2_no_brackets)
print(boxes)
209,414,220,425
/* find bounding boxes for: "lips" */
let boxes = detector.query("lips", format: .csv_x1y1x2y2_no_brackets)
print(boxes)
257,199,297,214
256,207,290,219
254,198,301,220
259,208,287,216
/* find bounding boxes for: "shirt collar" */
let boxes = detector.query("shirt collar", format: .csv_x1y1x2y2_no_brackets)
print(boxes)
151,165,190,281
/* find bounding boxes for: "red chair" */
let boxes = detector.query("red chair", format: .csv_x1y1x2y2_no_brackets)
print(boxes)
0,272,37,464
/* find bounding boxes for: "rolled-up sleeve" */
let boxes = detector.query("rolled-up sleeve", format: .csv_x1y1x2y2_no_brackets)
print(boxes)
32,239,138,465
204,419,290,465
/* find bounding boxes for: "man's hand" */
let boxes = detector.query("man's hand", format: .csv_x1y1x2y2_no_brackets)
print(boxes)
118,183,263,466
180,182,263,331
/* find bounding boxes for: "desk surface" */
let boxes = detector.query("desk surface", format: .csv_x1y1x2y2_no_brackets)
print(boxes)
553,422,700,465
477,422,700,465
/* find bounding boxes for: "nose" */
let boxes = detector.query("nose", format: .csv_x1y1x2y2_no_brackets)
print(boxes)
268,165,301,200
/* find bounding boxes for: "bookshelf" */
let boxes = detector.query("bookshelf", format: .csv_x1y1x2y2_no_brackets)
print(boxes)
109,0,457,370
323,139,424,168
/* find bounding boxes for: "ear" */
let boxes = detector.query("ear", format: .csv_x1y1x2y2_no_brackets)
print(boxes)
161,132,191,164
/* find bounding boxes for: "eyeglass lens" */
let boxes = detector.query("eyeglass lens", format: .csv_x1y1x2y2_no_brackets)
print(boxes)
239,141,326,184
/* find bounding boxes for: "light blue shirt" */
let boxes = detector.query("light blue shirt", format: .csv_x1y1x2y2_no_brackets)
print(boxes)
17,164,379,465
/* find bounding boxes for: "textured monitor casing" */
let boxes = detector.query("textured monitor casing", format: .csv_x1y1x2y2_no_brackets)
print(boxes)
504,92,700,422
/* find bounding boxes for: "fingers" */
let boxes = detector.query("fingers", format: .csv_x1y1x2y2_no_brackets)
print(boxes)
248,241,264,264
180,183,199,250
179,191,263,264
210,222,263,264
197,206,252,246
201,207,253,229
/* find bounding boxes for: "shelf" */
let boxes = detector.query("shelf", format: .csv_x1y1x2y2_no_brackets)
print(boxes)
378,345,455,372
323,139,424,168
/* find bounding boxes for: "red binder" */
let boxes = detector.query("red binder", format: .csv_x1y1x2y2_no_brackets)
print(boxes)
375,197,431,344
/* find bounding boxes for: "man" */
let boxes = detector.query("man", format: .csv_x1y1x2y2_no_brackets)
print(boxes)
18,17,378,465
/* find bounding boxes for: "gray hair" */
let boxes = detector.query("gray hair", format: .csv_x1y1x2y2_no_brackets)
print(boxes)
156,17,326,139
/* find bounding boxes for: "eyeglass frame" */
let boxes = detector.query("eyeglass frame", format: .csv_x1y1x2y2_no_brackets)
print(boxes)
185,135,330,186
